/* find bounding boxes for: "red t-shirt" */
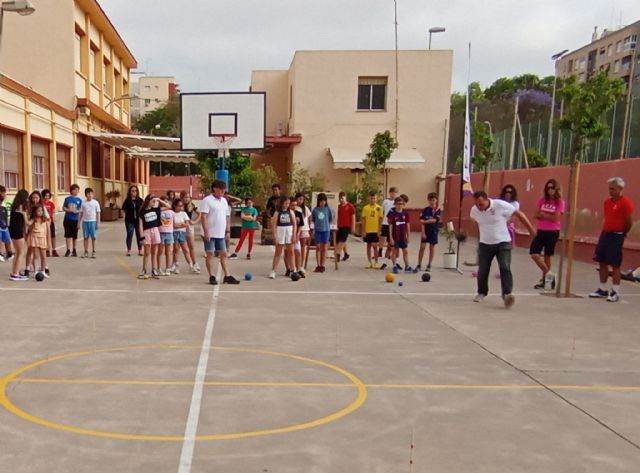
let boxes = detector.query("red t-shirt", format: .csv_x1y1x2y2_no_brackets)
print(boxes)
43,200,56,222
337,202,356,228
602,196,633,232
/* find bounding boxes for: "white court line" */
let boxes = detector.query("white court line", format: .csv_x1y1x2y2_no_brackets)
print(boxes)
177,264,222,473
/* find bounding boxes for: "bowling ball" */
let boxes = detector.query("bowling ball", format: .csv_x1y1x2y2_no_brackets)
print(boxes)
421,272,431,282
35,272,45,282
291,272,301,281
244,273,253,281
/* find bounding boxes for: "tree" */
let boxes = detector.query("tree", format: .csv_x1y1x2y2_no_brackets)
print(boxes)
554,71,625,297
513,73,541,91
133,95,180,137
484,77,516,100
195,150,257,198
472,121,496,192
366,130,399,192
289,163,325,203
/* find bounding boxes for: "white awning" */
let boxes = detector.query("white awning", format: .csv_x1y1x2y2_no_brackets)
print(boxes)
128,150,197,163
329,147,425,170
85,131,181,150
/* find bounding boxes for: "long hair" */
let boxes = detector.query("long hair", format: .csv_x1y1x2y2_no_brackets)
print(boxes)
277,195,290,213
500,184,518,202
543,179,562,202
29,203,45,221
28,190,42,211
11,189,29,213
142,194,155,209
126,185,140,201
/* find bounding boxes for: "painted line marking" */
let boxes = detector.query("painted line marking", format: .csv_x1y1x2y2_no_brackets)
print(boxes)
114,255,140,280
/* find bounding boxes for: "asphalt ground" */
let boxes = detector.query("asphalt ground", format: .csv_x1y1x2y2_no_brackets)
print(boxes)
1,221,639,472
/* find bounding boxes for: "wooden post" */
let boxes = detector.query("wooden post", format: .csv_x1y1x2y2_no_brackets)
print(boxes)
564,160,581,297
508,96,519,169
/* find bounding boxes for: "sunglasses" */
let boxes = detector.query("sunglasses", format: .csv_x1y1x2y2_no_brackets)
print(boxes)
504,190,513,193
546,186,555,190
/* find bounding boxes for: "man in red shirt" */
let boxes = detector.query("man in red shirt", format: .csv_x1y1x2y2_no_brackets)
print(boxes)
589,177,634,302
336,191,355,263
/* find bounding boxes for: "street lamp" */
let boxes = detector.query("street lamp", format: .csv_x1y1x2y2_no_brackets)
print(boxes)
0,0,35,39
104,93,139,107
428,26,446,50
546,48,569,164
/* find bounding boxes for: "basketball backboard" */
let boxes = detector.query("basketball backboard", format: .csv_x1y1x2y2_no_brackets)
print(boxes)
180,92,266,151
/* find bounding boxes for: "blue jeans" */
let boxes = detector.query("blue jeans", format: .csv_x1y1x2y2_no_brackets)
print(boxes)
477,242,513,296
125,222,142,251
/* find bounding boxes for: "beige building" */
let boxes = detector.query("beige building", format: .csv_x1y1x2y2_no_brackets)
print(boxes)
0,0,151,209
131,75,177,120
250,50,453,206
558,21,640,95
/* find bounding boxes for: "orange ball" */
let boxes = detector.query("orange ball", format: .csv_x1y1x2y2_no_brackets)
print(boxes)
385,272,395,283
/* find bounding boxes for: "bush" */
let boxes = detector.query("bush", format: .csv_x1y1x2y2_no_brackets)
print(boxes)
527,148,549,168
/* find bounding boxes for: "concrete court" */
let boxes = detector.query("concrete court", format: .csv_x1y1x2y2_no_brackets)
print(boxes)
0,220,639,473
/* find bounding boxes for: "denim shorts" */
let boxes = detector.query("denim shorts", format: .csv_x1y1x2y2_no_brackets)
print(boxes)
0,227,10,244
160,232,174,245
315,231,330,245
173,231,186,244
204,237,226,254
82,221,97,240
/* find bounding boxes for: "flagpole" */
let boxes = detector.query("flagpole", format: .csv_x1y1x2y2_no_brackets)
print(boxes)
456,42,472,274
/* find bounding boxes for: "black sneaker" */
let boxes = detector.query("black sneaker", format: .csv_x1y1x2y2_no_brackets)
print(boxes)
45,268,50,276
24,269,30,278
533,280,545,290
209,275,218,285
342,253,350,262
380,263,387,270
72,249,78,257
223,275,240,284
426,264,431,272
285,269,291,277
588,288,608,298
64,249,71,257
229,253,238,260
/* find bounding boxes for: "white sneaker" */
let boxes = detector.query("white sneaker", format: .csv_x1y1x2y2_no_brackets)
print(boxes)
171,263,180,274
269,271,276,279
606,290,619,302
169,263,177,273
190,263,198,273
473,294,485,303
0,254,4,262
194,262,201,272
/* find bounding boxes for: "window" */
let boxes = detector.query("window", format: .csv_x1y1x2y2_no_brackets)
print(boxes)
623,35,637,51
579,59,586,70
607,44,613,56
124,157,132,182
616,41,622,53
90,42,100,85
103,144,111,180
144,85,151,91
32,139,49,190
0,129,21,189
91,138,102,178
289,85,293,119
77,134,87,176
614,60,620,73
144,99,151,106
599,47,605,56
74,24,87,75
357,77,387,111
103,57,112,96
56,145,70,191
115,149,122,181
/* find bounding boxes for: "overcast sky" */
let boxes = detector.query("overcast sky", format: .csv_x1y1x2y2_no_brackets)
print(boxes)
101,0,638,93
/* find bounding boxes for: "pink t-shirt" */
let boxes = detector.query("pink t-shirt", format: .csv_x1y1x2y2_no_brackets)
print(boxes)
536,197,565,231
159,209,175,233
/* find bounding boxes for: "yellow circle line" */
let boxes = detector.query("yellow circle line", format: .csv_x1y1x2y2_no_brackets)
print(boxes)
0,345,368,442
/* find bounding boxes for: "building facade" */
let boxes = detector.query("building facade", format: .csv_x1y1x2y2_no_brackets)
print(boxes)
0,0,149,209
250,50,453,206
131,76,177,121
557,21,640,95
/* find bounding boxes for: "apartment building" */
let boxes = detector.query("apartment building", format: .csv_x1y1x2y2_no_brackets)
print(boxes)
250,50,453,205
557,20,640,95
0,0,151,208
131,76,178,120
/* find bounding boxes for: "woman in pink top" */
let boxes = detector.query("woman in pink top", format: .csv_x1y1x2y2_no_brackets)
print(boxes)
529,179,565,289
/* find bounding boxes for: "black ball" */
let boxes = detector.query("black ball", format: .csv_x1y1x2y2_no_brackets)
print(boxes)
421,272,431,282
291,272,301,281
35,272,45,282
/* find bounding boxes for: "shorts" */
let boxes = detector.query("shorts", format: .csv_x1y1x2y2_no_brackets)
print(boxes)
300,230,310,239
143,227,161,245
160,232,174,245
49,221,56,238
380,225,390,239
204,237,226,254
276,225,294,245
0,228,10,244
594,231,625,268
63,218,79,239
315,230,330,245
173,231,187,244
529,230,560,256
363,232,379,243
186,225,194,237
394,240,408,250
336,226,351,243
422,231,438,245
82,221,97,240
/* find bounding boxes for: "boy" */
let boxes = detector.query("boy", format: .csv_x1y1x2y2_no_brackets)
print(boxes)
41,189,59,257
0,185,13,261
361,191,383,268
387,196,412,272
379,186,398,269
417,192,441,272
336,191,356,263
63,184,83,256
79,187,100,258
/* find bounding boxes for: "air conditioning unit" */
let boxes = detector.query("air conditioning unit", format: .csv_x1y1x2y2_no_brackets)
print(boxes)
79,106,90,117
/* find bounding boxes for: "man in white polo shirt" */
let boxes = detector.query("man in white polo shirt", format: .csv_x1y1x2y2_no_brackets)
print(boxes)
200,180,240,285
470,191,535,308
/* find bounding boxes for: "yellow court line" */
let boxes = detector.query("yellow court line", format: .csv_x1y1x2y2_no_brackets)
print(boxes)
12,378,640,392
113,255,139,280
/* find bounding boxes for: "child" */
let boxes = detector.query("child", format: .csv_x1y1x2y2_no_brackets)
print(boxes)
41,189,59,257
180,191,200,273
0,185,14,262
311,193,333,273
63,184,82,257
27,204,51,278
417,192,441,272
292,192,311,277
80,187,100,258
138,194,170,279
388,196,412,272
361,191,383,269
231,197,258,260
159,202,175,275
379,186,398,269
270,195,297,279
171,198,195,273
8,189,29,281
25,191,49,274
336,191,356,263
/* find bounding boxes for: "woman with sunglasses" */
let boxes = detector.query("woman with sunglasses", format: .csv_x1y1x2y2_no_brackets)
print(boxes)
530,179,565,290
499,185,520,245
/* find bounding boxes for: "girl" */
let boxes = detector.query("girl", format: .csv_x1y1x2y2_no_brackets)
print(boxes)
41,189,58,257
25,191,49,275
270,195,297,279
27,204,51,278
171,198,196,273
138,194,171,279
530,179,565,290
231,197,258,260
180,191,201,273
292,192,311,276
311,193,333,273
499,184,520,244
8,189,29,281
122,185,143,256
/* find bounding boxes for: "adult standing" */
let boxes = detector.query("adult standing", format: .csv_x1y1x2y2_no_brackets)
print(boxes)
266,184,281,219
336,191,356,262
122,185,143,256
589,177,634,302
470,191,536,308
200,180,240,285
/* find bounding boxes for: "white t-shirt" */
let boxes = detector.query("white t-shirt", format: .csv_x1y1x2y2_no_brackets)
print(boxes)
81,199,101,222
382,198,395,225
173,211,190,232
200,194,229,239
470,199,516,245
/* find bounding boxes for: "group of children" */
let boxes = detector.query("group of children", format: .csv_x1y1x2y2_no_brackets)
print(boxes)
1,183,101,281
